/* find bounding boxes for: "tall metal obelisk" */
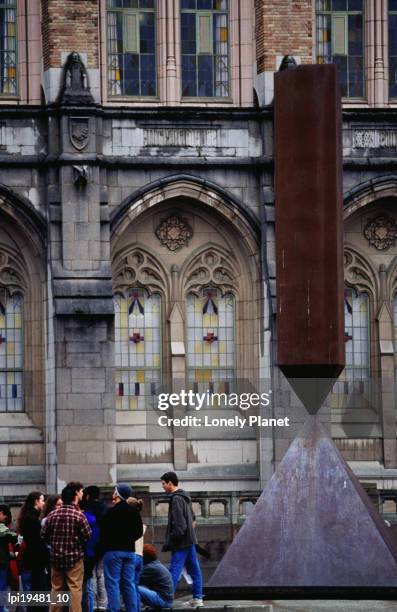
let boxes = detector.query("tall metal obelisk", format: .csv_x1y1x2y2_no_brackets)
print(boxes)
206,64,397,597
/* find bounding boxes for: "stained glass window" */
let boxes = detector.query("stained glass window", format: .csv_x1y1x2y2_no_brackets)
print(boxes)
0,1,17,95
393,294,397,374
0,290,23,412
316,0,364,98
186,288,235,394
107,0,156,96
181,0,229,97
331,287,369,408
389,0,397,97
114,289,161,410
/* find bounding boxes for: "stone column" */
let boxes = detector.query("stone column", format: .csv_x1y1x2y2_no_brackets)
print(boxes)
367,0,388,107
377,265,397,468
168,298,187,471
50,54,115,489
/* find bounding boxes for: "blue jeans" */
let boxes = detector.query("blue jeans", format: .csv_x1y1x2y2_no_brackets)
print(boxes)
83,577,94,612
138,585,172,610
103,550,137,612
169,545,203,600
20,571,32,591
134,556,143,612
0,567,7,612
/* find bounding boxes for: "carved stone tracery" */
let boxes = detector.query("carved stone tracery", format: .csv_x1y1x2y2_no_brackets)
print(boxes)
183,248,240,296
113,247,167,298
344,247,377,298
0,248,26,296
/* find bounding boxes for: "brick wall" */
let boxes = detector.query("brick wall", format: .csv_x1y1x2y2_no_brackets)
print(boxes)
255,0,314,73
42,0,99,70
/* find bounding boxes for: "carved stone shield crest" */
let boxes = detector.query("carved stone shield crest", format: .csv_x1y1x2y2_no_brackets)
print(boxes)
69,117,89,150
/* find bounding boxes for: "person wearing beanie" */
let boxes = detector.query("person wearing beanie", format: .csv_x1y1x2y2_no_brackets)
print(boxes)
100,483,143,612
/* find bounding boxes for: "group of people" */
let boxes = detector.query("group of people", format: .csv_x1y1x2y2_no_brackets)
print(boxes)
0,471,204,612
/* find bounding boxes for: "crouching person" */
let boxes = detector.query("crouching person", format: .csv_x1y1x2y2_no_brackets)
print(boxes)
138,545,173,611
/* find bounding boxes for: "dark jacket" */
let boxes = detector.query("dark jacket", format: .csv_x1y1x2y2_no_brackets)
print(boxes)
140,560,174,604
0,523,17,570
100,501,143,553
163,489,197,552
19,511,49,570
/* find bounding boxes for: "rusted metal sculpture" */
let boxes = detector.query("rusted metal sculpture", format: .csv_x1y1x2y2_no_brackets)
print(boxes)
206,64,397,597
207,416,397,595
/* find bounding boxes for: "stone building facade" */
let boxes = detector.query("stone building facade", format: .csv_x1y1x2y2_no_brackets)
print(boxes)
1,0,397,535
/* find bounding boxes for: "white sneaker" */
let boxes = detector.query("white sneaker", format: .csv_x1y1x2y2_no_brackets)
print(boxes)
189,599,204,607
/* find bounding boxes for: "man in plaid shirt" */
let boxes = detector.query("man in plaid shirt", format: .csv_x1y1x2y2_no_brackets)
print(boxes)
42,481,91,612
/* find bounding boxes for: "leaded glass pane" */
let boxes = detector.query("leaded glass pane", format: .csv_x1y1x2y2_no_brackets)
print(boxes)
330,288,369,409
198,0,212,9
316,1,363,98
0,2,17,95
393,296,397,390
348,0,362,9
107,1,156,96
186,288,235,395
181,1,229,97
114,290,161,410
0,290,23,412
332,0,347,9
316,0,331,9
389,4,397,96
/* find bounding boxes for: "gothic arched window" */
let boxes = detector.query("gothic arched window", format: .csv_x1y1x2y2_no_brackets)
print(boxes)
114,289,161,410
186,287,235,393
331,286,370,407
0,289,23,411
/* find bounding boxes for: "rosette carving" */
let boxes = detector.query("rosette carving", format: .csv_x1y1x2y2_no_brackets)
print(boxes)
155,215,193,251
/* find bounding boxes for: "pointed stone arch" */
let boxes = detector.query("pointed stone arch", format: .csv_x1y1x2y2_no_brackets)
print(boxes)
110,174,260,270
344,175,397,220
0,188,46,444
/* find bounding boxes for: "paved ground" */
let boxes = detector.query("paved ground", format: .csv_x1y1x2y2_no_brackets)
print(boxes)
172,596,397,611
